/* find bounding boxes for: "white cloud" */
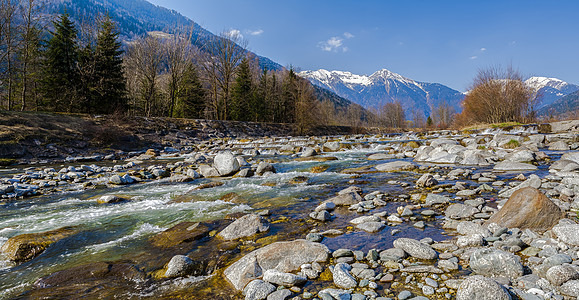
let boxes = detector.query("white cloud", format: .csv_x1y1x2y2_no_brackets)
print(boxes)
248,29,264,36
319,36,344,52
226,29,243,39
470,56,478,60
344,32,355,39
480,47,487,52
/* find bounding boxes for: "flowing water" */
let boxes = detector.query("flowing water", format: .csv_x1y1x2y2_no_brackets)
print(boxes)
0,135,554,299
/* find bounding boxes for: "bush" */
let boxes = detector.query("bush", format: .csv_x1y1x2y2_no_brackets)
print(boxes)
503,139,520,149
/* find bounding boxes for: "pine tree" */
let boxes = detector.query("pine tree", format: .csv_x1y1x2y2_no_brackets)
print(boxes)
92,16,126,114
426,116,433,127
175,65,205,119
40,13,79,112
251,67,268,122
280,68,298,123
230,57,253,121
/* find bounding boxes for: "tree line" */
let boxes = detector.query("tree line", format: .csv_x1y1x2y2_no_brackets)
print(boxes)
0,0,365,134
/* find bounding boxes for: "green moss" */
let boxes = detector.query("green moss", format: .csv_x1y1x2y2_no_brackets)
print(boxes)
503,139,520,149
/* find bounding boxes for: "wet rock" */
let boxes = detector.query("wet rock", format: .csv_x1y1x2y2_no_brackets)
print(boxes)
380,248,406,262
214,151,241,176
165,255,194,278
332,263,358,289
301,147,317,158
309,210,331,221
356,222,385,233
469,248,524,279
425,194,451,206
350,216,381,225
150,222,211,248
195,181,225,190
445,204,478,220
97,195,128,204
35,262,146,288
1,227,77,262
393,238,437,260
486,187,563,232
546,264,579,286
218,214,269,240
323,141,340,152
493,161,538,171
244,279,276,300
224,240,330,290
327,192,363,206
262,269,307,286
456,275,511,300
368,153,395,160
416,173,438,188
256,162,276,176
375,161,415,172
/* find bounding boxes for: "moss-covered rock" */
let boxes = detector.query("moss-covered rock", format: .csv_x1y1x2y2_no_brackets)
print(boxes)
150,222,211,248
1,227,77,262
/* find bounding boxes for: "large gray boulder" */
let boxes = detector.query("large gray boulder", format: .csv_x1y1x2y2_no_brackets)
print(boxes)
497,174,542,198
198,164,221,178
546,264,579,286
214,151,241,176
256,162,276,176
469,248,524,279
375,161,415,172
493,161,537,171
425,194,451,206
218,214,269,241
326,192,362,206
456,275,511,300
224,240,330,290
393,238,437,260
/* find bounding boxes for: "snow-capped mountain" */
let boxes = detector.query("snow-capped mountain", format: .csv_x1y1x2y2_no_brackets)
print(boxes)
299,69,465,119
524,76,579,109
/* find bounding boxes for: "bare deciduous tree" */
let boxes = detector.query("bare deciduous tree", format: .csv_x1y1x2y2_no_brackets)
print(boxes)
459,65,539,125
432,100,455,129
380,101,405,128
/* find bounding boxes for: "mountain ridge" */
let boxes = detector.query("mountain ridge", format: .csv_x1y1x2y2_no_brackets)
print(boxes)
299,68,466,119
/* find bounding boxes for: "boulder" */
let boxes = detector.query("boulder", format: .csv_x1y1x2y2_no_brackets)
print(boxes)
375,161,415,172
262,269,307,286
356,222,385,233
424,194,451,206
224,240,330,290
493,161,537,171
326,192,363,206
552,222,579,246
198,164,221,178
416,173,438,188
244,279,276,300
35,262,146,288
1,227,77,262
445,204,478,220
256,162,276,176
486,187,563,232
97,195,128,204
469,248,524,279
213,151,240,176
497,174,542,198
456,275,511,300
393,238,437,260
331,263,357,289
165,255,194,278
301,147,317,158
546,264,579,286
549,141,570,151
218,214,269,240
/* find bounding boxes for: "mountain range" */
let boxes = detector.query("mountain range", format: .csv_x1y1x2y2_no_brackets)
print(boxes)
299,69,466,119
300,69,579,119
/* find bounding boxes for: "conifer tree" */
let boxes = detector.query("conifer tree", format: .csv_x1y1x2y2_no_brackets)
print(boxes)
175,65,205,119
92,16,126,114
40,13,79,112
251,67,268,122
230,57,252,121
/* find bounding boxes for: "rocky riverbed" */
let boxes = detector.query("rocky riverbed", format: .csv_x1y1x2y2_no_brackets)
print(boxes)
0,121,579,299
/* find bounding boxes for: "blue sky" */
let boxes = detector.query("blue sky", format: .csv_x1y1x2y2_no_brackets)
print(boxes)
147,0,579,92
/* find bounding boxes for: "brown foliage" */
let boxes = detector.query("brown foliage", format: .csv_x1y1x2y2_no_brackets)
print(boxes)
457,66,538,126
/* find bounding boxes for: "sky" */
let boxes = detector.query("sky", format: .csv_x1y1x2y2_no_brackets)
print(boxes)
147,0,579,92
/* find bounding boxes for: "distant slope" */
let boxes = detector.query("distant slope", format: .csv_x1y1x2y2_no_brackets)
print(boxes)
539,90,579,117
300,69,465,119
42,0,283,71
525,76,579,109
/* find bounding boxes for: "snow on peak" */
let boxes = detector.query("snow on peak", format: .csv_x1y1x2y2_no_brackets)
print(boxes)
525,76,569,91
299,69,372,86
